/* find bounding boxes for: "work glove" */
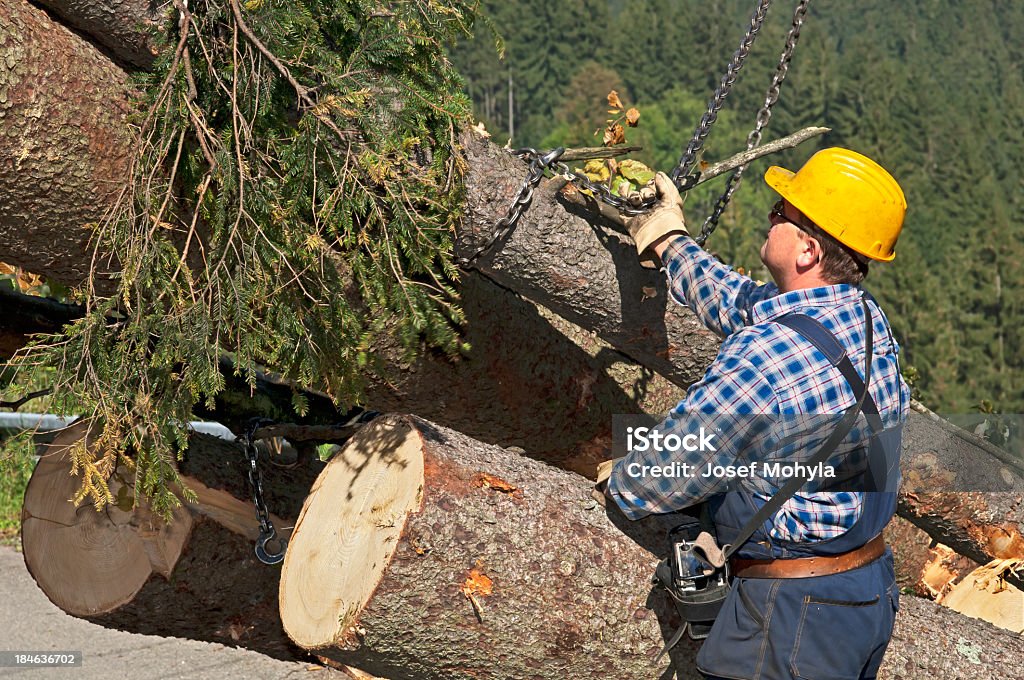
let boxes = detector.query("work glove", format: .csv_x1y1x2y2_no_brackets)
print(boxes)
591,457,623,507
625,172,688,257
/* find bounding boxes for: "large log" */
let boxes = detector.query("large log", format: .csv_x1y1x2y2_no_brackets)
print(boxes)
277,414,685,679
277,414,1024,680
0,0,132,290
32,0,165,69
21,420,320,661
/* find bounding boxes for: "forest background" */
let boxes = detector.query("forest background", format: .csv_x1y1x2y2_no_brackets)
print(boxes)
449,0,1023,416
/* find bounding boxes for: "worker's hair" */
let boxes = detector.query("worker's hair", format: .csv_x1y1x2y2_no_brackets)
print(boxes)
793,211,870,285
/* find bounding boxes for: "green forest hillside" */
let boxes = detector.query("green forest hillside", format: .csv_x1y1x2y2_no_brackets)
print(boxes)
450,0,1024,414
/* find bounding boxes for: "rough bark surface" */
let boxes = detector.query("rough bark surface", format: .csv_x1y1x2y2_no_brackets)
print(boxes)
881,595,1024,680
17,415,1024,679
0,0,132,289
458,130,722,387
282,415,692,680
32,0,165,69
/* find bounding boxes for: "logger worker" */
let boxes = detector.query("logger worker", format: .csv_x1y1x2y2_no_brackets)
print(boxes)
602,148,909,679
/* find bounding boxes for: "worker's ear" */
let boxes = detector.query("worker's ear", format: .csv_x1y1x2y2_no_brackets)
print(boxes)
795,231,822,270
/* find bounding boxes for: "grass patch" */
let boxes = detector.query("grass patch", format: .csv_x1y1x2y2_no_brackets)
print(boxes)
0,434,35,548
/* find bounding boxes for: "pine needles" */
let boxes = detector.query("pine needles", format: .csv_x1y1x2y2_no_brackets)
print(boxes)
17,0,478,515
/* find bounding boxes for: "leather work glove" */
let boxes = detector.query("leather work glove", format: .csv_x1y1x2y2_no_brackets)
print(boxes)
626,172,688,258
592,457,623,507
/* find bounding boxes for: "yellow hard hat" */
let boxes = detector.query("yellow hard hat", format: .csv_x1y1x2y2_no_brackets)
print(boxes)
764,147,906,261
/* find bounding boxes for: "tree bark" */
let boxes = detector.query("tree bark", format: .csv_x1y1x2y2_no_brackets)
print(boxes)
277,415,1024,680
0,0,132,290
32,0,165,69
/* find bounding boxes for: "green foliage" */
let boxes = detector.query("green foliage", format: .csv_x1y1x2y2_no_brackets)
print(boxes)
14,0,478,515
451,0,1024,414
0,433,35,544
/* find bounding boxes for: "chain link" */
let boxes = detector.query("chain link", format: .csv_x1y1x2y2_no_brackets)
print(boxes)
671,0,773,184
242,419,286,565
457,147,564,267
462,0,813,264
696,0,811,246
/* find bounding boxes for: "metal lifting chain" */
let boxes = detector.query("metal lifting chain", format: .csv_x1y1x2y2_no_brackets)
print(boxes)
456,147,563,268
458,145,655,267
671,0,773,186
242,419,287,565
696,0,811,246
462,0,813,266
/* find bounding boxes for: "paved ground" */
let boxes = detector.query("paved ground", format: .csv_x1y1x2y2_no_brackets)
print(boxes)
0,546,346,679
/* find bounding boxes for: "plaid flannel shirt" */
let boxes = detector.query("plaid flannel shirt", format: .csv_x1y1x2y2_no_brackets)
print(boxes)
608,237,909,542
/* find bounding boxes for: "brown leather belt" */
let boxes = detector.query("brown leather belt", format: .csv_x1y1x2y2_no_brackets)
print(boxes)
730,535,886,579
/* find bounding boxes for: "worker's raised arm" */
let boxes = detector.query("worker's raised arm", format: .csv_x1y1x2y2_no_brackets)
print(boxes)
627,173,776,337
661,238,776,337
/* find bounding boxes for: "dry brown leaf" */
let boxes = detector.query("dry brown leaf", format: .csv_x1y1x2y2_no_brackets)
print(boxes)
626,108,640,127
461,568,494,597
606,90,623,110
603,123,625,146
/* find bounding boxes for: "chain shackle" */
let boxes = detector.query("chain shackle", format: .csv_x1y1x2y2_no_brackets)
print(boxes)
671,0,773,183
241,420,286,565
696,0,812,247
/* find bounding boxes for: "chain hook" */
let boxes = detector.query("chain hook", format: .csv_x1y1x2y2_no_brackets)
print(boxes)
241,418,287,565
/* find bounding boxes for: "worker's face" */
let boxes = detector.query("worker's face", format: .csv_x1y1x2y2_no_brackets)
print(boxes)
760,199,806,281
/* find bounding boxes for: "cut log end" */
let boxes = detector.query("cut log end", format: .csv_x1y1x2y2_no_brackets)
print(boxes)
21,421,191,616
280,417,425,649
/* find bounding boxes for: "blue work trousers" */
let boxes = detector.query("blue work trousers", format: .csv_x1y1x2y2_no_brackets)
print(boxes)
695,549,899,680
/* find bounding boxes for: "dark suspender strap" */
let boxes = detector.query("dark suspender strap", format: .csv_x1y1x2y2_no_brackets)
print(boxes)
723,296,875,560
775,313,882,425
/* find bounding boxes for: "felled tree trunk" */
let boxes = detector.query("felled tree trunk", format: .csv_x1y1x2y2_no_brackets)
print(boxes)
0,0,132,290
279,415,1024,680
457,130,721,387
32,0,165,69
21,420,320,661
278,415,686,679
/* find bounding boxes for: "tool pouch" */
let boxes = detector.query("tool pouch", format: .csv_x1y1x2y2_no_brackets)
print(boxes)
653,527,731,642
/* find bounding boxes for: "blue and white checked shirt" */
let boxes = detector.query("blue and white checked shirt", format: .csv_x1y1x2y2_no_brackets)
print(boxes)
608,237,909,542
